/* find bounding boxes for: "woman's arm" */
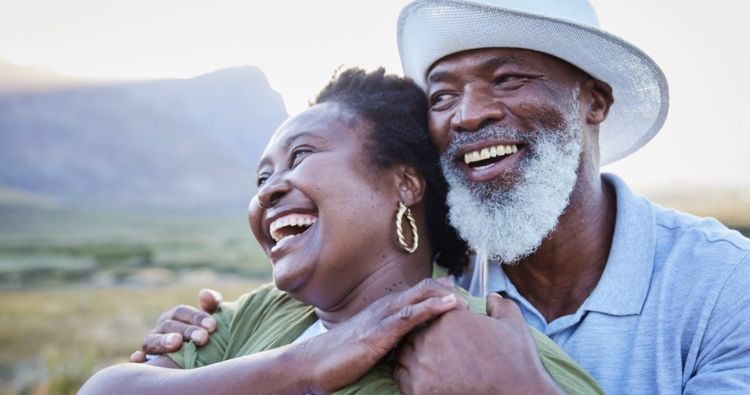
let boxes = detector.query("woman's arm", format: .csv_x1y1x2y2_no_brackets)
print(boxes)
80,344,313,395
81,278,463,395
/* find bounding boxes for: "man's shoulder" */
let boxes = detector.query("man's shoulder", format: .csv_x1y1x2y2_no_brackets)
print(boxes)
608,173,750,304
644,202,750,321
650,202,750,262
607,173,750,264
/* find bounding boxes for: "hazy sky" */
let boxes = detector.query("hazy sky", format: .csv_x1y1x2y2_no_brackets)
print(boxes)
1,0,748,191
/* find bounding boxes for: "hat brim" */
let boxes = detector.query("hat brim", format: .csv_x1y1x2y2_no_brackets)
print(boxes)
398,0,669,165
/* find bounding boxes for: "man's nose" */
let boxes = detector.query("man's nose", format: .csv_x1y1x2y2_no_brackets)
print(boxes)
451,88,506,133
257,174,291,209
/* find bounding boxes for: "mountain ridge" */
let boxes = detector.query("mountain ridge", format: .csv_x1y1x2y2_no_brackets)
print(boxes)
0,65,288,211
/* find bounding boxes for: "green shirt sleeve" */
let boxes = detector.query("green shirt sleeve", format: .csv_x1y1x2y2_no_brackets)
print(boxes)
168,292,248,369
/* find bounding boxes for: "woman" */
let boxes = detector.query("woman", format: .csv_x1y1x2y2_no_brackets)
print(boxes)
80,68,601,394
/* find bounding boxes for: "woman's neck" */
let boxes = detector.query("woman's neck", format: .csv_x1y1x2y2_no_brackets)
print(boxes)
313,248,433,329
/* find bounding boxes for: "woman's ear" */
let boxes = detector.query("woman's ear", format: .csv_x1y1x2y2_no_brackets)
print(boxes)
394,165,426,207
582,78,614,125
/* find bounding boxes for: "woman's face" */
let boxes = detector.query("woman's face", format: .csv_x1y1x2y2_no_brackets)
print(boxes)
249,103,406,308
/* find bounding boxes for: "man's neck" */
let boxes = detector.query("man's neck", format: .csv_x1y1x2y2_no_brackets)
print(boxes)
503,174,616,323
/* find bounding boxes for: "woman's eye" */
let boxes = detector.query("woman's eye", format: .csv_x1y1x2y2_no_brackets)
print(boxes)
256,174,269,187
291,147,312,167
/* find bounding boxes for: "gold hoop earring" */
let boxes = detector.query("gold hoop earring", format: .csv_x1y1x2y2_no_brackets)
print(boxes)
396,202,419,253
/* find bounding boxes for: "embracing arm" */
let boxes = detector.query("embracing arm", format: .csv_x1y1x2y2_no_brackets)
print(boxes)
80,346,313,395
84,278,464,395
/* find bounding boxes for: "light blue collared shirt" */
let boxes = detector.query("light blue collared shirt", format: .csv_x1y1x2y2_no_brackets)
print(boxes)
463,174,750,394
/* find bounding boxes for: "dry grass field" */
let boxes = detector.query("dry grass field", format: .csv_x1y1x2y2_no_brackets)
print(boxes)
0,206,272,394
0,190,747,395
0,279,264,395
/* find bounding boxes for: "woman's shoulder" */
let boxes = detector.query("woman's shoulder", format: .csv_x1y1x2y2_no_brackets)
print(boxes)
224,282,312,325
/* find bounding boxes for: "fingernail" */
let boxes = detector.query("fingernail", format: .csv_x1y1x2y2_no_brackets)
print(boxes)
164,333,180,346
440,293,457,304
201,317,216,330
191,330,207,343
489,292,503,300
210,290,223,302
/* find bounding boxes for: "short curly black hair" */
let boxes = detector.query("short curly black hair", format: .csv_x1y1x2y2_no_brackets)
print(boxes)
312,67,469,277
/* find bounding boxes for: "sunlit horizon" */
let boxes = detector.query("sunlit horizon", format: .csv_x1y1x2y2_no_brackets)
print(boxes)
1,0,748,192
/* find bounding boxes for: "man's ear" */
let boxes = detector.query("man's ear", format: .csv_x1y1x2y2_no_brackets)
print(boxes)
393,165,426,207
582,79,614,125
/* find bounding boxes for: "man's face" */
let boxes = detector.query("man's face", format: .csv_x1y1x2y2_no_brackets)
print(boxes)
426,48,587,263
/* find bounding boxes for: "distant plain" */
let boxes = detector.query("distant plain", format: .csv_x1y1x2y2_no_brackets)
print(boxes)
1,193,748,394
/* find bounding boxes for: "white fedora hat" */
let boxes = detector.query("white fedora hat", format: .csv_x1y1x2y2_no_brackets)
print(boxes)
397,0,670,165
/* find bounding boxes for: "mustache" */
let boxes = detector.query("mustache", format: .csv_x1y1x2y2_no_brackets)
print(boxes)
441,125,549,161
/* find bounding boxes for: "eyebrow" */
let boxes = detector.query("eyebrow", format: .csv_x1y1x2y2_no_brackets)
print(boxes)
427,55,525,84
256,131,325,171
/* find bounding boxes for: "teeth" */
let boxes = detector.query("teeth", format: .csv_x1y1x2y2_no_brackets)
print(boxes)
479,148,490,160
463,144,519,165
269,214,317,242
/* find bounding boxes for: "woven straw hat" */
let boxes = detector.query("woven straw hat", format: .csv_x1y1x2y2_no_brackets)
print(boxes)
397,0,669,165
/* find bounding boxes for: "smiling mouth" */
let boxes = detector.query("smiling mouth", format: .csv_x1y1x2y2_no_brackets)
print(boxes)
269,213,317,246
462,144,519,170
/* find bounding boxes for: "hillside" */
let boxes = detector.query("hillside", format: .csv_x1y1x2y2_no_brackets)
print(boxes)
0,65,287,210
0,58,96,93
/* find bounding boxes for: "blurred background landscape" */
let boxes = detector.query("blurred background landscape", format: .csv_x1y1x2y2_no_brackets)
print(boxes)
1,0,749,394
0,61,285,394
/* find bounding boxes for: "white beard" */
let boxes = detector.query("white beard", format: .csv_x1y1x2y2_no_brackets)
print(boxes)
440,107,583,265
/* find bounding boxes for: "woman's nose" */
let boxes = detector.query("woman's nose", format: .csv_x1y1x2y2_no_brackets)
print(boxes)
257,175,290,209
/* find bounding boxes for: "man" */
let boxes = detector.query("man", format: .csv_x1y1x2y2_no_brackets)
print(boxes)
136,0,750,393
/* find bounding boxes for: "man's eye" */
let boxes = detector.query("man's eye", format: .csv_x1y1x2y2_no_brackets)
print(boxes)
430,92,456,110
495,74,530,88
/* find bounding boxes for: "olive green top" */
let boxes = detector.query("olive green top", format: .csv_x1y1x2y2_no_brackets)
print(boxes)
170,281,602,394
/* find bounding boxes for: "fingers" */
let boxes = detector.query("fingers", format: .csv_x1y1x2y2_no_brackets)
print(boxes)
198,288,222,314
485,293,525,324
142,333,184,355
129,350,147,363
156,319,210,345
391,278,454,310
168,305,217,333
380,293,458,338
393,363,412,395
434,276,455,287
486,292,504,316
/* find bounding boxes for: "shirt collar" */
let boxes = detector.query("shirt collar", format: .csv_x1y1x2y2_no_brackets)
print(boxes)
493,173,655,317
580,174,656,316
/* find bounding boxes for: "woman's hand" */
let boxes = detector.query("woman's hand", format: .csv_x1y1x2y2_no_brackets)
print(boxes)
298,277,468,394
130,288,223,362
